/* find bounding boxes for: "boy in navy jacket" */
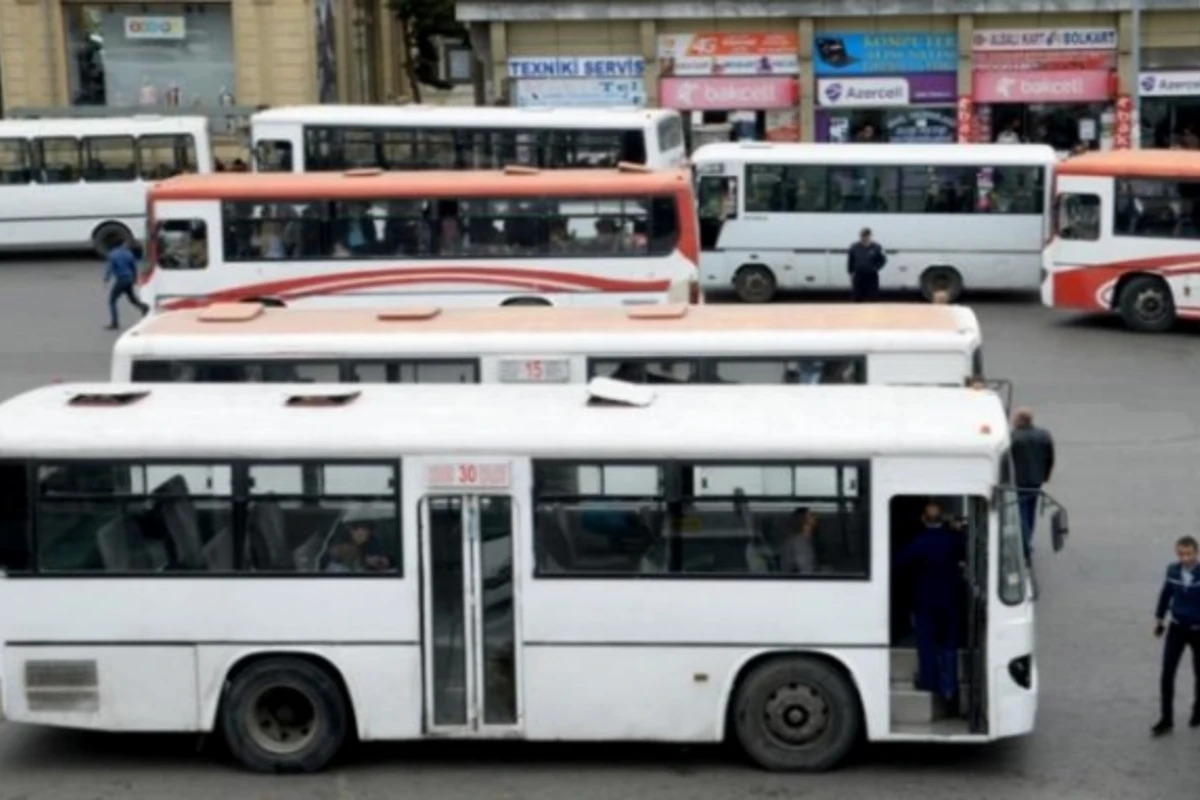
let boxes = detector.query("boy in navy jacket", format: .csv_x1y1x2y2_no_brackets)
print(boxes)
1152,535,1200,736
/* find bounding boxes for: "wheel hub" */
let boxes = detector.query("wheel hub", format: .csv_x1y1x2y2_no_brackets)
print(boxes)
1135,289,1165,319
245,685,320,755
762,683,829,747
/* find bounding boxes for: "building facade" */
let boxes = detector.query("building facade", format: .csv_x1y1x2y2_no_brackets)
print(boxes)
458,2,1200,149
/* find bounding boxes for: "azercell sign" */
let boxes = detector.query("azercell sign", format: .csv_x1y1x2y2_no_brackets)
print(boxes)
818,77,908,107
1140,71,1200,97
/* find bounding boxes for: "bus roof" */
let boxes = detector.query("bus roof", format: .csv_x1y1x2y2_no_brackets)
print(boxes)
129,303,979,339
1055,150,1200,179
0,115,210,138
149,167,691,202
692,142,1057,167
0,383,1008,460
251,104,677,128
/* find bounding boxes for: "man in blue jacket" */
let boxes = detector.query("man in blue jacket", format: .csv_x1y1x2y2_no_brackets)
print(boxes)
1152,535,1200,736
103,236,149,330
846,227,887,302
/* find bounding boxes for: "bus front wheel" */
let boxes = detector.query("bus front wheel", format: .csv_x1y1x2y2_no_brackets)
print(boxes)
732,656,861,771
733,265,777,304
919,266,963,303
1117,275,1175,333
220,657,349,774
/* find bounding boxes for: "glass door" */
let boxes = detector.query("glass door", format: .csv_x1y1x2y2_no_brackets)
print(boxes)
420,493,520,734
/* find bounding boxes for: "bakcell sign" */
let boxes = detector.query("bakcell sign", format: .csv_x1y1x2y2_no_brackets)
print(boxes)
1139,71,1200,97
973,70,1111,103
971,28,1117,52
659,76,798,110
123,15,187,40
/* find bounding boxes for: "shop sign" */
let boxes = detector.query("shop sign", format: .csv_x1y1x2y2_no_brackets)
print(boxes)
506,56,645,80
659,76,799,111
1114,95,1134,149
971,28,1117,52
1139,71,1200,97
973,70,1111,103
123,15,187,40
973,50,1116,72
813,33,957,76
514,78,646,108
817,74,957,107
657,33,799,77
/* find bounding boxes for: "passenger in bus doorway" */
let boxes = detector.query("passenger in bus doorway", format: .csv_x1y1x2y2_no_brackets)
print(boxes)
103,235,149,330
847,228,887,302
894,500,966,704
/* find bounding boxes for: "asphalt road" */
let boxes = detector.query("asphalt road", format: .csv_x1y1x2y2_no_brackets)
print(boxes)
1,258,1199,800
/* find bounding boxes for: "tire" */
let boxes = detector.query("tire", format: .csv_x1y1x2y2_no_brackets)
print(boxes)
733,265,777,304
1117,275,1175,333
220,657,349,774
501,297,552,307
92,222,133,259
732,657,861,772
919,266,963,303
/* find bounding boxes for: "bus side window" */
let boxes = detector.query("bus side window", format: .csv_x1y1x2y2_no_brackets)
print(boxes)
0,138,31,184
156,219,209,270
35,137,81,184
83,135,137,182
0,461,31,572
1057,194,1100,241
697,175,737,251
138,134,197,179
254,140,294,172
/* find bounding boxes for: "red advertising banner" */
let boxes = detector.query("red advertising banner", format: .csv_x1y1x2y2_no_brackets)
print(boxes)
956,96,974,143
972,50,1117,72
1114,94,1134,150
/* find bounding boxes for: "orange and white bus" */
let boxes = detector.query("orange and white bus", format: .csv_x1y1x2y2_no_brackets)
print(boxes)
140,166,699,310
1043,150,1200,332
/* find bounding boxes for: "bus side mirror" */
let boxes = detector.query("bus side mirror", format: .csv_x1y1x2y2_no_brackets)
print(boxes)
1050,507,1069,552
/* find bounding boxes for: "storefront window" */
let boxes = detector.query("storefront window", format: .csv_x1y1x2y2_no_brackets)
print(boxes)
1141,99,1200,150
988,104,1106,152
824,108,956,144
64,4,235,111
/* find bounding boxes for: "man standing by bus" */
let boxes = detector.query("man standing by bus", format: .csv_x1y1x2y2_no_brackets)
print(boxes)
103,235,149,330
1152,535,1200,736
1010,407,1055,560
847,228,887,302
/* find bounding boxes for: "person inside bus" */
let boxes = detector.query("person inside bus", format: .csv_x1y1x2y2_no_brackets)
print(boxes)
547,218,570,252
323,520,392,573
258,220,287,259
894,500,966,704
334,202,379,256
781,507,821,574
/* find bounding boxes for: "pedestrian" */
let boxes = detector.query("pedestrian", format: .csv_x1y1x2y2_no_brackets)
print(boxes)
103,235,149,330
894,500,965,705
847,227,886,302
1010,407,1055,560
1152,535,1200,736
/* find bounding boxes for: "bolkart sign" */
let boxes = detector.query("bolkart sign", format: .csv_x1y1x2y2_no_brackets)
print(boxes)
1139,71,1200,97
506,56,645,80
971,28,1117,52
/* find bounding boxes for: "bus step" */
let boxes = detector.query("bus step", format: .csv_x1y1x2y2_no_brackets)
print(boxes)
889,687,969,724
888,647,970,678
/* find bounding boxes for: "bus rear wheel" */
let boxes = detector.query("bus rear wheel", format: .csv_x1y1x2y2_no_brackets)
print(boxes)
734,265,777,304
92,222,133,259
1117,275,1175,333
220,657,349,774
920,266,963,303
732,656,861,771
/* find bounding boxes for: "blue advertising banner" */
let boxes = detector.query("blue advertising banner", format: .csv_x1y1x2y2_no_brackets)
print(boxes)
813,33,958,76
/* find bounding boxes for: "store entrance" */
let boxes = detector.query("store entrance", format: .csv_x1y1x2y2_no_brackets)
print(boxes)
988,104,1106,152
823,108,956,144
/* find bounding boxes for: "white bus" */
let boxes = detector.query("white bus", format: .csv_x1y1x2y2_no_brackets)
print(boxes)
114,303,990,392
0,116,212,255
691,143,1056,303
1043,150,1200,332
250,105,687,173
0,380,1047,773
141,167,699,310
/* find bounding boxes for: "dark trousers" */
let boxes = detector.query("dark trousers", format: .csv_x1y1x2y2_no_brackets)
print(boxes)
108,279,149,327
851,271,880,302
1160,622,1200,723
914,606,961,700
1018,490,1039,559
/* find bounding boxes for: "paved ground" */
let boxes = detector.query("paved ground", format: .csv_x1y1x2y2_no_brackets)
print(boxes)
1,258,1199,799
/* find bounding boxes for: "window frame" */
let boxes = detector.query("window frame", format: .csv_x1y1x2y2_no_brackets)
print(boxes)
0,137,32,184
1055,191,1102,242
586,355,869,385
82,135,138,183
35,136,82,184
530,458,872,581
1111,176,1200,240
22,458,403,578
130,357,483,384
137,133,198,180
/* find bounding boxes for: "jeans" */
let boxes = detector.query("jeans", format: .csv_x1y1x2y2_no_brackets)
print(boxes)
1017,490,1040,559
108,279,149,327
1160,622,1200,724
913,607,961,701
851,271,879,302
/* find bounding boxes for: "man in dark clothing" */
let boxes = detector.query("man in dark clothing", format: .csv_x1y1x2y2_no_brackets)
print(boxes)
895,501,965,703
847,227,886,302
1009,407,1055,560
103,237,149,330
1152,535,1200,736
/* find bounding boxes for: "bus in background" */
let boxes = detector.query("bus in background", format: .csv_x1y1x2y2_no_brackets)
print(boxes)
114,303,994,395
141,166,699,310
0,116,211,256
1043,150,1200,333
0,380,1043,773
250,105,686,173
691,143,1056,304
